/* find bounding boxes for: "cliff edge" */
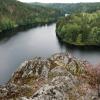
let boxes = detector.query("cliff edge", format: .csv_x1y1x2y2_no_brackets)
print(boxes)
0,53,100,100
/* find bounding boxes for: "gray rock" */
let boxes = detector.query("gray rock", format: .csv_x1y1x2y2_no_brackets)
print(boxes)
0,53,99,100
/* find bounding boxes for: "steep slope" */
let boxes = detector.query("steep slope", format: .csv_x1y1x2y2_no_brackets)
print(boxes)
0,0,61,32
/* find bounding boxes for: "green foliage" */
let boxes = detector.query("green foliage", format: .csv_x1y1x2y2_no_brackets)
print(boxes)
0,0,62,32
31,2,100,14
56,12,100,46
0,17,17,30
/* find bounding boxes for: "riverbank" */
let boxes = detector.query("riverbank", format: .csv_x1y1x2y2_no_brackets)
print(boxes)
56,12,100,46
0,53,99,100
0,21,56,40
0,0,63,34
57,32,100,48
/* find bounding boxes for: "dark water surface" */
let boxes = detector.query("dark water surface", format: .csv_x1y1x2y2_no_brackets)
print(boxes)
0,23,100,84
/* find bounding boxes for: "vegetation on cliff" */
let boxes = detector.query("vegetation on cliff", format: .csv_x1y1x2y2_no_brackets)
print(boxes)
0,0,61,32
56,11,100,46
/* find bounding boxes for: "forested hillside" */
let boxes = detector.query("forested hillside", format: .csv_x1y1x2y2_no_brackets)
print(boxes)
0,0,61,32
31,2,100,14
56,11,100,46
1,0,100,33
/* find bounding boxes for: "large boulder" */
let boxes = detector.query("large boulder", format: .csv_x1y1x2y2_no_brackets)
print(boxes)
0,53,99,100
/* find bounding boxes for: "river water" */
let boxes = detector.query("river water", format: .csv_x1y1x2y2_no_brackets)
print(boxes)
0,23,100,84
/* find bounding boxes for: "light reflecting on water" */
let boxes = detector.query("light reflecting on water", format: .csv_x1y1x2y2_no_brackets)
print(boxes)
0,23,100,84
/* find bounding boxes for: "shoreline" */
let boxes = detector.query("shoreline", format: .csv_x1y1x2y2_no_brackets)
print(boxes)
0,21,56,40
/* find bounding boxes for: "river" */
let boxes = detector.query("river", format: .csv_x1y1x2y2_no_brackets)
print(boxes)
0,23,100,84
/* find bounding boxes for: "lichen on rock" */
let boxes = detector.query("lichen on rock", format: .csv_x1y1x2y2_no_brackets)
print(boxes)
0,53,99,100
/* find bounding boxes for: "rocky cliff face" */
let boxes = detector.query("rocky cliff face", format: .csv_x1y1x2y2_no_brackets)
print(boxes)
0,53,99,100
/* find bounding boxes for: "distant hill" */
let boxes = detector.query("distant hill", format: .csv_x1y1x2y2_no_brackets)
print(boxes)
0,0,61,32
30,2,100,14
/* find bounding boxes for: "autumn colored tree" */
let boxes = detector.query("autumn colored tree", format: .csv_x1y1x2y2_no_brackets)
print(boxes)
94,64,100,97
85,62,100,97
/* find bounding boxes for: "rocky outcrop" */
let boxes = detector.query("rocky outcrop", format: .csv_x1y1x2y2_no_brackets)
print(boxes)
0,53,99,100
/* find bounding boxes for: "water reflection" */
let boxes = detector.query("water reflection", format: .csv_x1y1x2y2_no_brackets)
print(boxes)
0,23,100,84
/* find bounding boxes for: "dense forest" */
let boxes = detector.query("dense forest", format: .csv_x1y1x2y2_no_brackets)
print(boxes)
31,2,100,14
1,0,100,35
56,11,100,46
0,0,62,32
